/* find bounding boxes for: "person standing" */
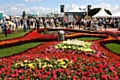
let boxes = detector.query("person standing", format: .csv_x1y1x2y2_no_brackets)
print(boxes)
118,19,120,31
23,18,27,32
1,19,8,37
27,18,30,30
94,19,99,31
104,19,109,31
90,19,94,31
35,18,40,29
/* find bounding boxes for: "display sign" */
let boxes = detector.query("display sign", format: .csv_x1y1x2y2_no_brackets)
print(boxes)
60,5,64,13
0,13,3,20
68,14,73,22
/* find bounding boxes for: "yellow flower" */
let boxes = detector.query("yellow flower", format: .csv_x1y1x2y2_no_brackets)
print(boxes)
65,59,69,61
49,64,53,67
28,63,35,69
57,59,63,62
36,58,39,61
24,60,28,63
45,57,49,60
68,60,73,64
39,62,42,68
62,65,67,69
60,61,65,65
15,62,24,67
42,64,47,68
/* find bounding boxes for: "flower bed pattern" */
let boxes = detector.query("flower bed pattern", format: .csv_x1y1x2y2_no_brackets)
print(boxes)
0,28,120,79
43,39,107,58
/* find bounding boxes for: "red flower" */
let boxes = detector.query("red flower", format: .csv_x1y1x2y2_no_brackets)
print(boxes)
38,73,42,78
73,76,77,80
26,75,30,79
101,74,107,80
87,77,91,80
20,75,24,80
97,64,103,69
45,71,51,75
52,74,56,79
91,77,97,80
98,69,103,74
82,76,86,80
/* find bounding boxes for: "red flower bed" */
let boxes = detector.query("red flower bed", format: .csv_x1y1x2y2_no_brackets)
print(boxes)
0,28,120,79
0,42,120,79
0,28,107,48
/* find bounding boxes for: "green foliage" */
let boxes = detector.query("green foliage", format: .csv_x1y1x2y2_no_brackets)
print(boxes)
22,11,26,19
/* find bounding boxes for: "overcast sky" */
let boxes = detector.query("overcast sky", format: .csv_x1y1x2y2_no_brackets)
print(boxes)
0,0,120,16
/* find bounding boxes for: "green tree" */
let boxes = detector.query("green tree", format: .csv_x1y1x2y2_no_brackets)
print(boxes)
22,11,26,19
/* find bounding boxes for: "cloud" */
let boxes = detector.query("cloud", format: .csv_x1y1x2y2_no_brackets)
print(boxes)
14,4,26,7
97,0,107,2
0,2,119,16
25,0,36,2
90,3,119,14
85,0,89,2
38,0,42,1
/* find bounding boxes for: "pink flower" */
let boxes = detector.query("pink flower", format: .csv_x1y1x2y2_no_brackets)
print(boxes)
109,66,115,72
107,75,112,80
73,76,77,80
11,74,16,78
114,75,119,80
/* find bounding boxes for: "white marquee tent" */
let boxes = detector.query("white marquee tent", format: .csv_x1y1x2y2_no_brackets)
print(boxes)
69,6,85,12
3,14,9,19
92,7,111,18
112,7,120,18
66,6,86,15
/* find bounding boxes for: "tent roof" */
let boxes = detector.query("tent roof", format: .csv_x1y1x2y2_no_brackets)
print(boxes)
3,14,9,19
92,7,111,18
66,7,85,15
112,7,120,18
69,6,84,12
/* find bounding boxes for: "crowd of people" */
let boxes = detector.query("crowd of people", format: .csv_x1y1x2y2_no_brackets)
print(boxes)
0,16,120,35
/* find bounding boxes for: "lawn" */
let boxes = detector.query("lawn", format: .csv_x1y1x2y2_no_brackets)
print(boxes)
0,42,43,58
105,43,120,54
47,31,58,34
41,30,58,34
0,28,33,40
77,37,101,41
